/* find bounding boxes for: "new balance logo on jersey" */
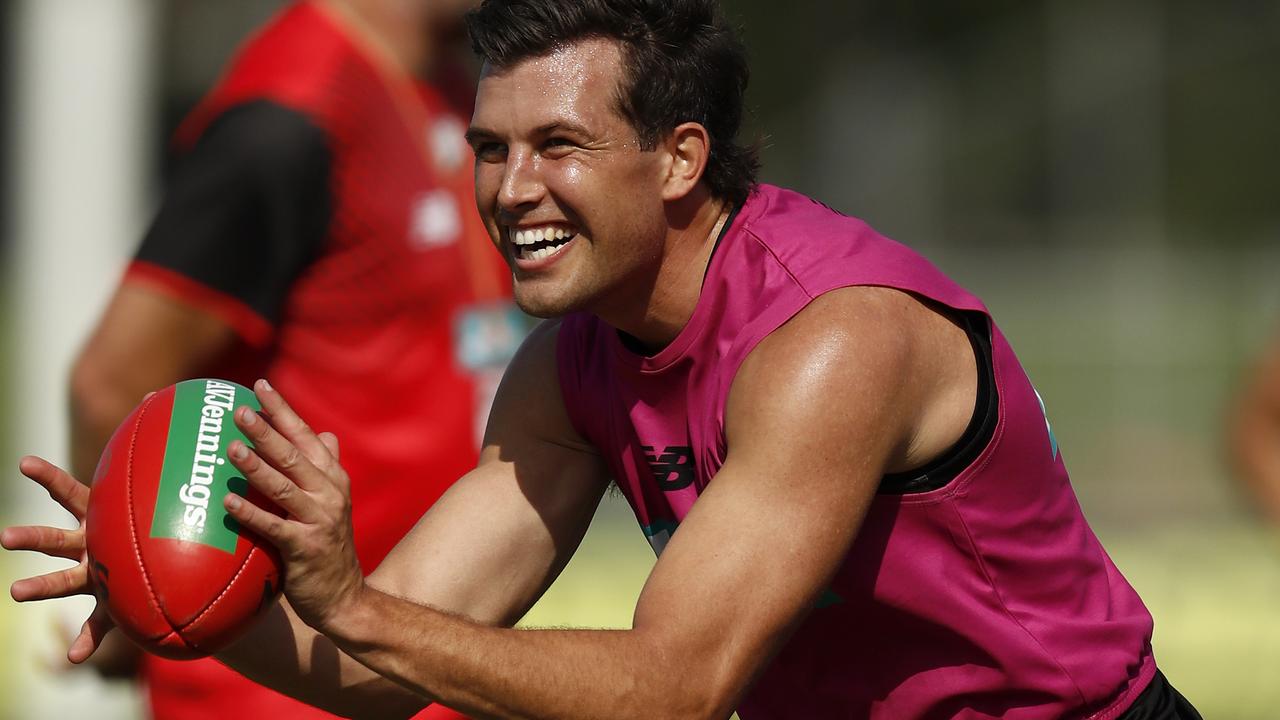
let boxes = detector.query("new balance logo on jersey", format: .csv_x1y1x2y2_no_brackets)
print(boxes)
643,445,695,491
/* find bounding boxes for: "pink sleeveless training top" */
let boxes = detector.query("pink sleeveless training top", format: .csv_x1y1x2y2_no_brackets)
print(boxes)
556,185,1156,719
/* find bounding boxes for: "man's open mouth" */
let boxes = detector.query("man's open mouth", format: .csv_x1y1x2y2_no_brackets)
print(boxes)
511,225,578,261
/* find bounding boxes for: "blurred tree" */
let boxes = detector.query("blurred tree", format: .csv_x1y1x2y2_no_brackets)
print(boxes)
724,0,1278,247
1166,0,1280,242
1,0,11,257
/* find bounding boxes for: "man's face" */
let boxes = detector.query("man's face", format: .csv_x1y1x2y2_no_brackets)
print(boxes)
467,39,670,318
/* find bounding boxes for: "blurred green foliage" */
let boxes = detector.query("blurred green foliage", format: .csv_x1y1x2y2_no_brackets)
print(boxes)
728,0,1280,244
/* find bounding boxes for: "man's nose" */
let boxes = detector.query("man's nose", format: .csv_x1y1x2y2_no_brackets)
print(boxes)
498,149,544,212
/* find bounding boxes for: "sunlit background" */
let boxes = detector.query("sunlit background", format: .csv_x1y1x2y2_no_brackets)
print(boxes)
3,1,1279,718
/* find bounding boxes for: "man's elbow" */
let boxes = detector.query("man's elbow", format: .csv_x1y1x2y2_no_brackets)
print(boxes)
67,351,153,459
643,640,746,720
660,683,739,720
69,353,125,427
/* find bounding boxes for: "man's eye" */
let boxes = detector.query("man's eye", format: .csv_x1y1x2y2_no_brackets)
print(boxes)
542,138,576,157
473,143,507,161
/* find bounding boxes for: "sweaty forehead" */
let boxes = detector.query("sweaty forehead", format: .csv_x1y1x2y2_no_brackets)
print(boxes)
473,38,627,131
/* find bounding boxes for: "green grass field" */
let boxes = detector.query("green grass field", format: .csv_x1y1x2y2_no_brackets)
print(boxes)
1107,524,1280,718
520,496,655,630
0,555,14,720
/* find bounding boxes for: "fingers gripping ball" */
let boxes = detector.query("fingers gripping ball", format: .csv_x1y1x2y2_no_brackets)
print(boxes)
85,379,283,659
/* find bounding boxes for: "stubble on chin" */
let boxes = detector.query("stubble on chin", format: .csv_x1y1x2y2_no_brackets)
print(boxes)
512,289,574,320
512,277,601,319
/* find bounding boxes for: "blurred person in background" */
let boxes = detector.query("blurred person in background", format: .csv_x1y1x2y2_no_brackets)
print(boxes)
65,0,515,718
1231,333,1280,525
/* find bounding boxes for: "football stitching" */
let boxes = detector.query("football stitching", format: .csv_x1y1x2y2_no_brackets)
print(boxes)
126,391,173,636
177,543,270,650
177,540,266,640
176,423,274,639
154,628,196,657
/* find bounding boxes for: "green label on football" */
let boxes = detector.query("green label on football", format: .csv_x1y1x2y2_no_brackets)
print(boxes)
150,379,260,553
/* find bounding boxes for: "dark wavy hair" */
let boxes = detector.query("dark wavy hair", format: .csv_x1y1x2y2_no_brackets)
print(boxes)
466,0,760,206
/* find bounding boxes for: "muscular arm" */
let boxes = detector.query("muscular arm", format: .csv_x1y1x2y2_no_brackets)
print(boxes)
227,287,976,720
215,321,611,717
1231,333,1280,524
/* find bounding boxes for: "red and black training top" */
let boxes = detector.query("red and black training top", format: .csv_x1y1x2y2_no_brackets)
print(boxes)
129,3,507,719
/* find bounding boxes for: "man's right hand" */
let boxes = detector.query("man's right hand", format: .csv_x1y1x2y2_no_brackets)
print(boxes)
2,455,116,664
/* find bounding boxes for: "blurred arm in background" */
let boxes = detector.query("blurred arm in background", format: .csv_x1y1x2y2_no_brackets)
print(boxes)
69,288,239,487
65,100,332,679
1231,332,1280,525
69,99,330,487
67,285,238,676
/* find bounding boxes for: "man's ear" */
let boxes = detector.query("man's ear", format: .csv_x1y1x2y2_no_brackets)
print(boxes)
660,122,711,202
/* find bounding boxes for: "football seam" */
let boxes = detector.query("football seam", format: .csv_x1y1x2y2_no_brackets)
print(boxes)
125,391,173,637
156,628,197,655
177,539,264,639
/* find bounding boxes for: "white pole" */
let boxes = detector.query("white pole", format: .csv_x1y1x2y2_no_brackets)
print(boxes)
6,0,156,717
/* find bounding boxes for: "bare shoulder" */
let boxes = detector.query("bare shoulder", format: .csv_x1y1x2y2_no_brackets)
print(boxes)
728,286,977,475
484,318,595,455
509,317,564,370
735,285,965,385
488,318,567,407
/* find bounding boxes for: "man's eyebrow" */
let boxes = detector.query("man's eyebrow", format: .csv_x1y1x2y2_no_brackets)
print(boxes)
465,121,595,146
534,121,592,137
464,126,499,146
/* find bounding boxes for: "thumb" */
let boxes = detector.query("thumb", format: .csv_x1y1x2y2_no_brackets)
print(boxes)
67,605,115,665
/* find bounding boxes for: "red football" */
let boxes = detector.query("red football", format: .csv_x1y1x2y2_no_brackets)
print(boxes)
85,378,283,659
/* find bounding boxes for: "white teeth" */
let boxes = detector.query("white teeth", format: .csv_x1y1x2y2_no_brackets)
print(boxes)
510,225,579,262
521,244,564,261
510,226,576,246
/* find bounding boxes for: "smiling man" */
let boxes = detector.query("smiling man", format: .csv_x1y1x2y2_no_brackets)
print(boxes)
5,1,1202,718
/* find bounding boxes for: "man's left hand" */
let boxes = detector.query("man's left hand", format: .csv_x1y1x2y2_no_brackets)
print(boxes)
224,379,365,632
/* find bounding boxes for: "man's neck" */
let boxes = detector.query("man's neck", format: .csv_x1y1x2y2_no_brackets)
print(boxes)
321,0,434,76
606,195,732,354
